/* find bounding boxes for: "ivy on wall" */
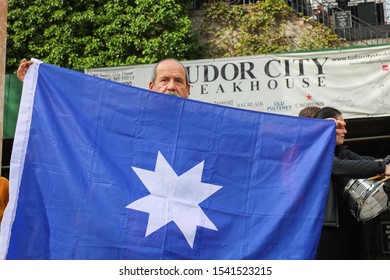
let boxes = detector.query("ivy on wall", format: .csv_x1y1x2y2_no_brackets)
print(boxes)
199,0,347,58
6,0,347,73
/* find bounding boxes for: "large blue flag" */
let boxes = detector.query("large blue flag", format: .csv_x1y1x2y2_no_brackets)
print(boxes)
0,60,335,260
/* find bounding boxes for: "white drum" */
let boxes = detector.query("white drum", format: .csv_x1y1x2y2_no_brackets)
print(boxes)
343,178,390,222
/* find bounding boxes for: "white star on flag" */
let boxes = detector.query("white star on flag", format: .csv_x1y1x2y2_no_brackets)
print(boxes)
127,151,222,248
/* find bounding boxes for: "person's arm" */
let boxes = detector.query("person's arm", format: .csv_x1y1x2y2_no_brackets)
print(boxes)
16,58,34,82
332,157,387,178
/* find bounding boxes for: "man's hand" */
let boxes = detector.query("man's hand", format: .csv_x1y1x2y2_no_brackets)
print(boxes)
385,165,390,176
16,58,34,82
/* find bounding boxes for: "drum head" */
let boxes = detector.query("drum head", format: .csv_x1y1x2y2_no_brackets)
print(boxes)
358,185,390,222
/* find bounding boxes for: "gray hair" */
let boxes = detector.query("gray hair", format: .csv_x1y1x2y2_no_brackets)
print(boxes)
151,58,189,85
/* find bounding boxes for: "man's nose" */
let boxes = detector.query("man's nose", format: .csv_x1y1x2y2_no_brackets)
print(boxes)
166,79,176,90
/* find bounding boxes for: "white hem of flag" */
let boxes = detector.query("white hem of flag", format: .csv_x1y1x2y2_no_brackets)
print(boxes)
0,59,42,259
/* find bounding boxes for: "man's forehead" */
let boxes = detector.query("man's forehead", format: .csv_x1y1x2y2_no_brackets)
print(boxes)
157,67,186,78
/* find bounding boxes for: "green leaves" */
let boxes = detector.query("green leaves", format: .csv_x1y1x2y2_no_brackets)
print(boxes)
6,0,200,72
200,0,345,58
6,0,346,73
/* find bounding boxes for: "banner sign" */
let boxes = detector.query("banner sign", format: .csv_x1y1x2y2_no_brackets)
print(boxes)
85,45,390,119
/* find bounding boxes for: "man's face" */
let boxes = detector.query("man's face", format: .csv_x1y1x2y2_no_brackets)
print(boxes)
149,60,190,99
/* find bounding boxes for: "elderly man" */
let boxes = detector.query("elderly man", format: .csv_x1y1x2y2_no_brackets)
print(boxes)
17,58,190,98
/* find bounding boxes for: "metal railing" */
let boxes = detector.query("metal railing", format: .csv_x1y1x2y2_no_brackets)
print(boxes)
331,6,390,45
286,0,390,46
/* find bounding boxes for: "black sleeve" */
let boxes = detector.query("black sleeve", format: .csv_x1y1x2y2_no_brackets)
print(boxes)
332,157,386,178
